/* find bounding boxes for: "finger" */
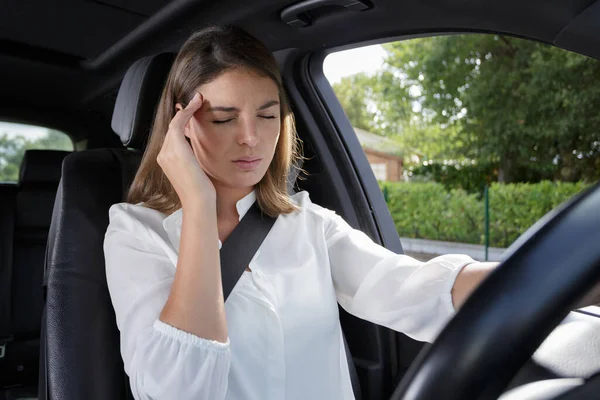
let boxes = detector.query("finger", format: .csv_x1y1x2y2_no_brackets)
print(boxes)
170,92,204,130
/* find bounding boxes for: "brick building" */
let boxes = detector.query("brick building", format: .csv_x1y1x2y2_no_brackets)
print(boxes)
354,127,404,181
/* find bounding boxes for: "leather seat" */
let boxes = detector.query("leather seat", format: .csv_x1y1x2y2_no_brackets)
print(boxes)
0,150,69,394
39,53,174,400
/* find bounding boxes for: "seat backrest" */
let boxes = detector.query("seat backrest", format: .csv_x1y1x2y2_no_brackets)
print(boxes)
0,150,69,389
41,53,174,400
13,150,70,337
0,183,17,379
44,149,142,400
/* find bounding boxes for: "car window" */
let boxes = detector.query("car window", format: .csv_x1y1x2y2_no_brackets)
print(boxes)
0,121,73,183
324,34,598,261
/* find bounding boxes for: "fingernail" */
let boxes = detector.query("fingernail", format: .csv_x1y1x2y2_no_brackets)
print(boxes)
192,92,200,101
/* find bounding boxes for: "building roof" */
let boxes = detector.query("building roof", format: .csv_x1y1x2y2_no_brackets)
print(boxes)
353,127,405,157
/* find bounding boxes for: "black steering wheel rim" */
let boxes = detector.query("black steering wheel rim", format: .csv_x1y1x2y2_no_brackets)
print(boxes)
391,183,600,400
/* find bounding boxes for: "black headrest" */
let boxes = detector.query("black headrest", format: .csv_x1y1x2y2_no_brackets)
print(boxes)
111,53,175,150
19,150,71,185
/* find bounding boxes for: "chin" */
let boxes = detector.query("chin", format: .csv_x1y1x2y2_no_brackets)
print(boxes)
228,171,266,189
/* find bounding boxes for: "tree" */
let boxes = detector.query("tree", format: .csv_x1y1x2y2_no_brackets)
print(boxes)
0,129,73,182
0,133,27,182
34,129,73,151
381,35,600,183
331,73,381,133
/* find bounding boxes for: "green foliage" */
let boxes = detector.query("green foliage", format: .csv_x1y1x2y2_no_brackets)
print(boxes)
0,129,73,182
380,35,600,183
331,73,380,133
383,182,483,244
380,181,592,247
487,181,591,247
331,34,600,184
408,160,497,194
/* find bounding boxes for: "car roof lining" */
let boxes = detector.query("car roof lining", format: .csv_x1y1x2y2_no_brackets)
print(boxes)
3,0,598,64
2,0,600,134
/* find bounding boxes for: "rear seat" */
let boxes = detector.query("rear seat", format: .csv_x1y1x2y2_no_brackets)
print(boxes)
0,150,70,393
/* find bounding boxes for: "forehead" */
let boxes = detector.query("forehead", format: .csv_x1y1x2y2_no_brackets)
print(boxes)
199,68,279,101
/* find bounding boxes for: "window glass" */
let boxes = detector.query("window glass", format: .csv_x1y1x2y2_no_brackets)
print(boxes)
324,35,598,261
0,121,73,182
371,163,387,181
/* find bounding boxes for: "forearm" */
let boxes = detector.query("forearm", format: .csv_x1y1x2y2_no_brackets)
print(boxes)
451,261,600,311
159,205,228,343
574,281,600,309
451,262,496,310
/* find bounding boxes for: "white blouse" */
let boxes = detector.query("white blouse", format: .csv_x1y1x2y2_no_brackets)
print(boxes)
104,190,475,400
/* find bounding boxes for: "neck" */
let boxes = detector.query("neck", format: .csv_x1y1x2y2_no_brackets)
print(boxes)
213,183,254,220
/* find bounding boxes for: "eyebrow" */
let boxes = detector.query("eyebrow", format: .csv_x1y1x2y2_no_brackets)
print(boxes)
207,100,280,113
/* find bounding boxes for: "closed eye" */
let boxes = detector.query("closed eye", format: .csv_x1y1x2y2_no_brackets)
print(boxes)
259,115,278,119
212,118,235,124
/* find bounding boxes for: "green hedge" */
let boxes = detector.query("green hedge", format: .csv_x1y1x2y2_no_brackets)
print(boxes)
380,181,592,247
408,161,497,194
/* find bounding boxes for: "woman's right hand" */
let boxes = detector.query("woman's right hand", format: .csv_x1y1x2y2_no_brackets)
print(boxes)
157,92,216,209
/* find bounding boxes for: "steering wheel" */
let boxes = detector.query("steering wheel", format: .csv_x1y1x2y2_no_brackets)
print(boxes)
391,183,600,400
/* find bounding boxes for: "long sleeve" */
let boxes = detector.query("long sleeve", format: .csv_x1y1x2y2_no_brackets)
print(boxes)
325,211,475,343
103,204,231,400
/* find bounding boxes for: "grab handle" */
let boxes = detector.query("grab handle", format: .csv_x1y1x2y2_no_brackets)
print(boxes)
281,0,373,28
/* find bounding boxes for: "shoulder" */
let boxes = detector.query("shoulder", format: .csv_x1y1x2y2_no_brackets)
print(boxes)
107,202,169,238
288,191,354,240
288,190,339,222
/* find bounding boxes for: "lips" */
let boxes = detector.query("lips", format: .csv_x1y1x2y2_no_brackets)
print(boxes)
235,156,261,162
233,157,262,170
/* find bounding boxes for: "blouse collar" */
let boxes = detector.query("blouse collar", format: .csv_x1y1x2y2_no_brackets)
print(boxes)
162,190,257,251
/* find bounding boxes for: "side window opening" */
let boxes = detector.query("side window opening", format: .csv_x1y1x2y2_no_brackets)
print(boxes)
324,34,598,261
0,121,73,183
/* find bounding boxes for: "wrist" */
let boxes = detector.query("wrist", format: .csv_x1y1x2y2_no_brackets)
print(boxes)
451,262,496,310
182,199,217,221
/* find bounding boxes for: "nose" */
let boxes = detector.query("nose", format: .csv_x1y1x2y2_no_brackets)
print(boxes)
237,119,259,148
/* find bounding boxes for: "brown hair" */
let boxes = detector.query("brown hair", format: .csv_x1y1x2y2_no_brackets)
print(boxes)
127,26,301,217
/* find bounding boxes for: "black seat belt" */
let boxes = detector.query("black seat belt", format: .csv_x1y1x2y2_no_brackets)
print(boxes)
219,202,276,300
219,202,362,400
0,186,18,360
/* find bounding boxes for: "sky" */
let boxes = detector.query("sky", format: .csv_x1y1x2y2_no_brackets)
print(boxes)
323,44,386,84
0,121,49,139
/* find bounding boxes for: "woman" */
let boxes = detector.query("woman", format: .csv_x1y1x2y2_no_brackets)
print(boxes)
103,26,494,400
